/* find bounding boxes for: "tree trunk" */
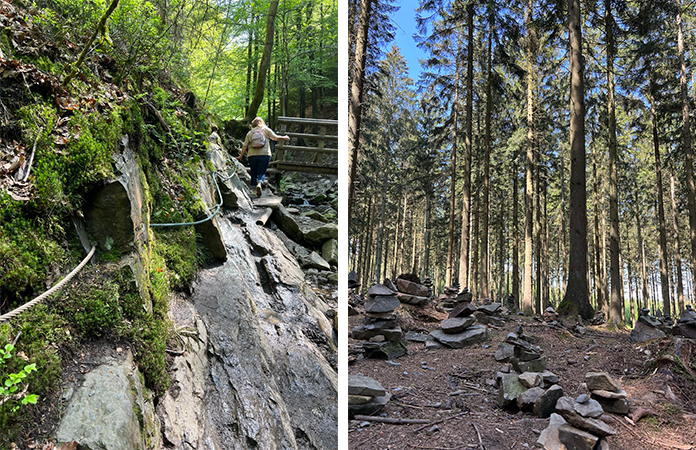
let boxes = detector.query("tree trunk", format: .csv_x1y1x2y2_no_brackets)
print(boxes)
423,191,432,280
605,0,623,323
348,0,373,232
649,66,671,319
670,161,685,316
472,187,480,300
244,0,279,123
512,156,520,309
482,16,492,300
535,151,542,313
459,3,474,292
592,147,605,314
635,196,649,309
523,0,535,313
447,28,464,286
562,0,592,319
677,1,696,308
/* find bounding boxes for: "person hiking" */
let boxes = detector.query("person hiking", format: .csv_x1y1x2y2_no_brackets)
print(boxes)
237,117,290,197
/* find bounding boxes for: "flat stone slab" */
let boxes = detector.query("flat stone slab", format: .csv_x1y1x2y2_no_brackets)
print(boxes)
441,316,476,334
348,374,386,397
591,388,627,399
396,278,429,297
585,372,622,393
477,302,502,315
448,302,477,318
367,284,396,297
430,324,488,349
592,395,629,415
405,331,429,343
396,292,429,306
365,295,400,313
512,356,547,373
574,397,604,418
363,339,407,360
638,315,662,327
348,393,391,419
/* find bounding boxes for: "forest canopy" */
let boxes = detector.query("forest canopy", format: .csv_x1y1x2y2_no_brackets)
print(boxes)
348,0,696,325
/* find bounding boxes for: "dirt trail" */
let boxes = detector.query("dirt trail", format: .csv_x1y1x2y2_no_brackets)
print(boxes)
349,313,696,450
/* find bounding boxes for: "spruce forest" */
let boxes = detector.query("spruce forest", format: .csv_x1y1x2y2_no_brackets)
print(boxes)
349,0,696,325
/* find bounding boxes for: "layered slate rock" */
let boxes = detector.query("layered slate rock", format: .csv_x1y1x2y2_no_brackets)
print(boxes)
396,278,429,297
441,316,476,334
533,384,564,419
348,375,391,418
448,301,477,318
430,324,487,349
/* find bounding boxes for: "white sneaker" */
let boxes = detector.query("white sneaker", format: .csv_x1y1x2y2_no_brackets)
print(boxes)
256,183,262,197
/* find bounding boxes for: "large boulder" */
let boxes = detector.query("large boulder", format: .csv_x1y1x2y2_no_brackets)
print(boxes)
56,352,161,450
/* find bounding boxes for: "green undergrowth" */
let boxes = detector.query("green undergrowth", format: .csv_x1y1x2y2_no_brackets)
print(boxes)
0,60,214,448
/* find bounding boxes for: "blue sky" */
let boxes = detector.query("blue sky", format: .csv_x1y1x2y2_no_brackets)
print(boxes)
391,3,427,82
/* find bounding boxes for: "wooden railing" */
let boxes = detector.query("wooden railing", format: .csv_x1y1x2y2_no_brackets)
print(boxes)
270,116,338,175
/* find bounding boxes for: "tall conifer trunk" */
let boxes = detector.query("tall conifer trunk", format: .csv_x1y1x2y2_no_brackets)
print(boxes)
563,0,592,319
648,66,671,319
523,0,535,312
482,12,492,299
459,3,474,291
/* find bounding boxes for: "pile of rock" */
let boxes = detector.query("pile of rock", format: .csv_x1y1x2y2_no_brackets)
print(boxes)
586,371,629,415
429,308,488,349
497,368,563,418
348,374,390,419
423,277,433,298
673,305,696,339
394,277,430,306
538,395,616,450
630,307,667,342
351,284,407,359
541,306,559,322
437,284,462,309
496,326,547,373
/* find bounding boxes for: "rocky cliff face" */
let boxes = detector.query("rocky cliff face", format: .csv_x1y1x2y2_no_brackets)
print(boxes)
56,139,338,449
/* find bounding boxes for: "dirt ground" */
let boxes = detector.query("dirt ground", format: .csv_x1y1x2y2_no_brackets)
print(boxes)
349,307,696,450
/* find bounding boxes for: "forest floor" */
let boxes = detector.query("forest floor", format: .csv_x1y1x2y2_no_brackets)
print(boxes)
348,308,696,450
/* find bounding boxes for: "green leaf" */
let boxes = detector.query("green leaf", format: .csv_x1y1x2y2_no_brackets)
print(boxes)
22,394,39,405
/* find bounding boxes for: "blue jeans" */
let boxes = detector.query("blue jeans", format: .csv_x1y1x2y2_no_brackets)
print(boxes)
248,155,270,186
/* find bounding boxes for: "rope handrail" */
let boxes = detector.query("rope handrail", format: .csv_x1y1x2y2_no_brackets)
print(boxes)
0,245,97,323
151,169,227,228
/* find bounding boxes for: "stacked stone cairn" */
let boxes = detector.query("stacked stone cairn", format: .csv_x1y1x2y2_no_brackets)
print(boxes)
586,371,629,415
351,283,407,359
537,393,616,450
474,301,509,326
673,305,696,339
496,326,547,373
630,307,667,342
423,277,434,298
348,374,390,419
429,300,488,348
437,283,462,309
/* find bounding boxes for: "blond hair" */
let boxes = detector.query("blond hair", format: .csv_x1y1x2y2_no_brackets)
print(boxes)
251,117,265,127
